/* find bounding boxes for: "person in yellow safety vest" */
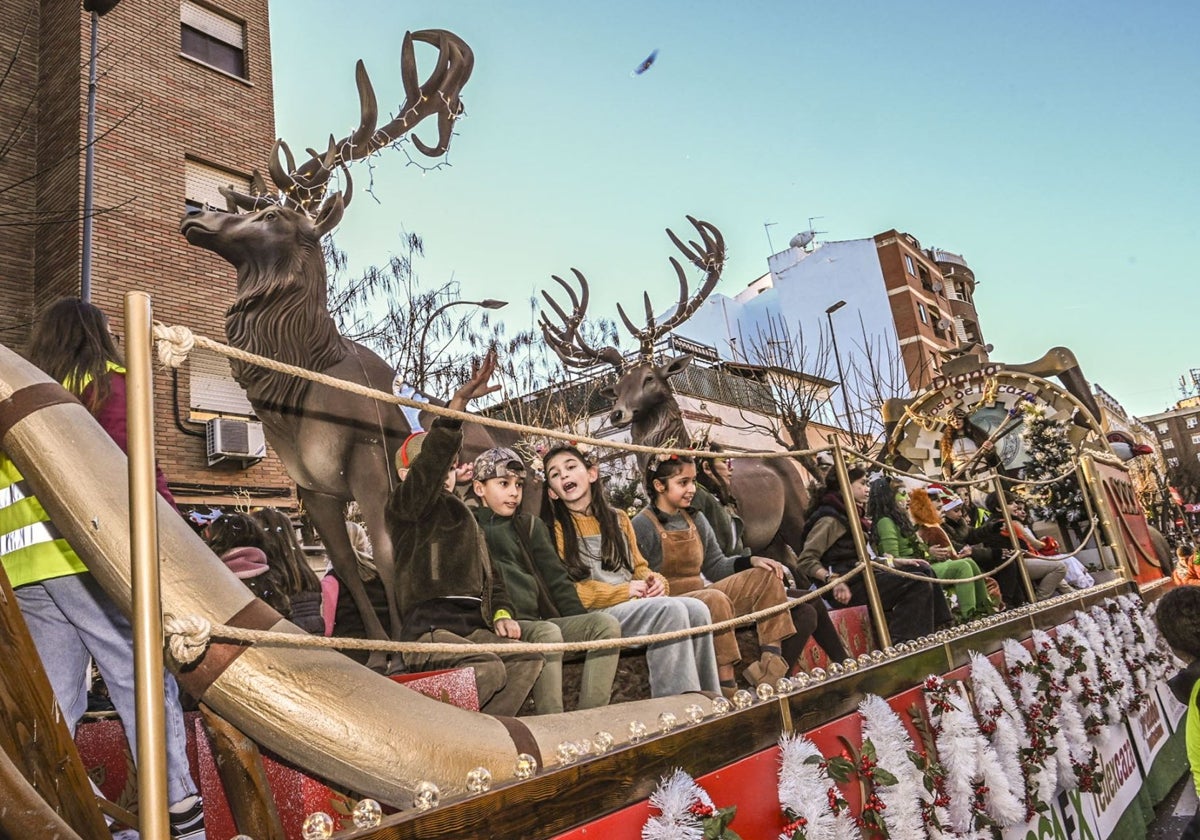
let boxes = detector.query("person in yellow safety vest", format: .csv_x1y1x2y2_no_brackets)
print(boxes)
0,298,206,839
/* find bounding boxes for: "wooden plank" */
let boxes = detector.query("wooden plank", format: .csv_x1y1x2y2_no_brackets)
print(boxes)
200,704,286,840
0,565,110,840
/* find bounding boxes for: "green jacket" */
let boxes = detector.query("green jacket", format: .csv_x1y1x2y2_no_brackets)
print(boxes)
873,516,927,560
473,507,585,621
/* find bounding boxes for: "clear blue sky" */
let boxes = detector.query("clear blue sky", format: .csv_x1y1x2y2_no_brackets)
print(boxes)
269,1,1199,418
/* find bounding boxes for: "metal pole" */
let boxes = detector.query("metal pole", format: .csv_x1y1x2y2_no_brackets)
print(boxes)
831,437,891,649
1078,454,1136,584
125,292,169,840
989,477,1037,605
81,11,99,302
826,308,856,442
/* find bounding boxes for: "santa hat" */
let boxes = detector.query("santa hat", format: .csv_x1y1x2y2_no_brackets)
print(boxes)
941,497,964,513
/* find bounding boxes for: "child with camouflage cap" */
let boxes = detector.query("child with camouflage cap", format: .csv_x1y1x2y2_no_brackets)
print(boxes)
472,447,621,713
386,352,543,716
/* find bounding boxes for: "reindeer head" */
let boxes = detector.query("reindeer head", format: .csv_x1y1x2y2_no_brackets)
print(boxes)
179,29,472,298
540,216,724,431
182,202,337,301
601,355,693,428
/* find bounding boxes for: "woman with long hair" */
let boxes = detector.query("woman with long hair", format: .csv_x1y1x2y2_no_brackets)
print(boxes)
252,507,325,634
204,512,293,618
1,298,206,837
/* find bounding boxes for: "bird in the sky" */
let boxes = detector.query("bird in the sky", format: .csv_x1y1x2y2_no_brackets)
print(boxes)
633,49,659,76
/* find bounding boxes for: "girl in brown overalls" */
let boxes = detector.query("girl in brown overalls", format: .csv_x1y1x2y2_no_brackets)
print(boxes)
632,455,814,694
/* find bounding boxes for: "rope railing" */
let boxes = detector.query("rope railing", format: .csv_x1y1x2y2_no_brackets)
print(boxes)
152,324,827,463
846,447,1080,489
862,516,1099,584
164,565,866,667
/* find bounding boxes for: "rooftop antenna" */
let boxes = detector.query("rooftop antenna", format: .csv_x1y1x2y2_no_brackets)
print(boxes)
764,221,778,255
788,216,828,253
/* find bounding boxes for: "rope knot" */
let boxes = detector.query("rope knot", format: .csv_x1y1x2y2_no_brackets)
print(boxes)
165,614,212,665
153,323,196,368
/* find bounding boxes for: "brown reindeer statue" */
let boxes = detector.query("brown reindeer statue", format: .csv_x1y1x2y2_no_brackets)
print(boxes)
180,30,474,670
539,217,812,566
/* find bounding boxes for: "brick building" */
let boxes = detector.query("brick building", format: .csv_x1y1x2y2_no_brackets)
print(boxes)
0,0,294,509
1141,399,1200,508
671,228,986,436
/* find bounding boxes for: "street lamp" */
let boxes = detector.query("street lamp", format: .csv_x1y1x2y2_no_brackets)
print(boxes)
825,300,857,442
414,298,507,389
81,0,121,302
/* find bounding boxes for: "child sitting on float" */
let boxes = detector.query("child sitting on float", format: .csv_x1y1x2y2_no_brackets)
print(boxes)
541,444,720,698
632,454,812,693
386,351,543,715
905,486,996,620
471,446,621,714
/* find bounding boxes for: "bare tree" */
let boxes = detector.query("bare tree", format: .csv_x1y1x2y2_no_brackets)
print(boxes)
323,230,508,398
733,313,837,476
843,316,933,452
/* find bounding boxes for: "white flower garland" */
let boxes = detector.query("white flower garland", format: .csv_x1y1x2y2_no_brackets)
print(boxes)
1031,629,1095,790
859,694,930,839
922,675,1006,838
1102,601,1152,709
642,769,711,840
1054,623,1109,730
1001,638,1058,809
968,652,1030,826
1074,609,1133,717
776,734,861,839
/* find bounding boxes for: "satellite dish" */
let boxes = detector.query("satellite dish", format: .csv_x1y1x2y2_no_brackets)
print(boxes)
789,231,815,250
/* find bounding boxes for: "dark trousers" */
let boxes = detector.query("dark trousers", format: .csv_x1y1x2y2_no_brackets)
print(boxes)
847,564,944,644
779,600,819,668
403,628,543,717
785,590,848,664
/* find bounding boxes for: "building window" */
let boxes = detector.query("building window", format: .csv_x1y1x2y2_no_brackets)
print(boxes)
1168,457,1179,468
185,158,250,211
1188,417,1198,429
181,1,246,79
1192,434,1200,445
1158,423,1170,434
904,254,915,276
1163,439,1175,450
917,302,928,325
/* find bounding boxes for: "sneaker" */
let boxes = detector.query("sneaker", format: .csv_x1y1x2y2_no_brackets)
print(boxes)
111,829,139,840
168,797,206,840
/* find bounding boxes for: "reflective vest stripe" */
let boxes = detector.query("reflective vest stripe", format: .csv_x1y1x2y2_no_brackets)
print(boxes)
0,519,62,555
0,477,31,509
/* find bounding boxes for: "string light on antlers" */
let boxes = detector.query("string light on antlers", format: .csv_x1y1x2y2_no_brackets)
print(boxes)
219,29,472,219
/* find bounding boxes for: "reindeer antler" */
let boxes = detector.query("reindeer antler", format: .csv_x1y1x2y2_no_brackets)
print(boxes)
538,270,625,371
222,30,473,216
615,216,725,360
539,217,725,370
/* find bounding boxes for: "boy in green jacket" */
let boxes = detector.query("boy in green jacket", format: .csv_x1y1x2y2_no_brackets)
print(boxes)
472,447,620,713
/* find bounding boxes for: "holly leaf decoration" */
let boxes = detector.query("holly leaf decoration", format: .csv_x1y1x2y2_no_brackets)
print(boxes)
703,805,741,839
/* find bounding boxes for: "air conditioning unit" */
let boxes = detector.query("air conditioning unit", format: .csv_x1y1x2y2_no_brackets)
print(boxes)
206,418,266,467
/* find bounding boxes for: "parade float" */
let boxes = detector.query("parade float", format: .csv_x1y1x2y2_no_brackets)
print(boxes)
0,27,1186,840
